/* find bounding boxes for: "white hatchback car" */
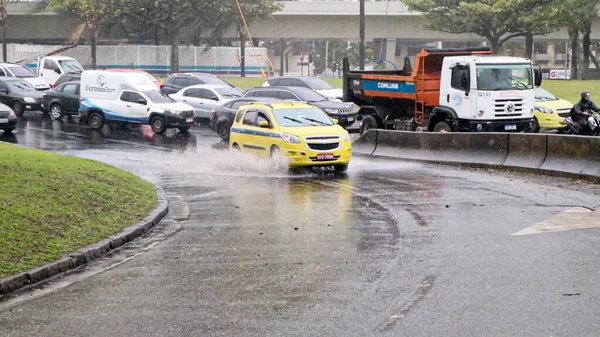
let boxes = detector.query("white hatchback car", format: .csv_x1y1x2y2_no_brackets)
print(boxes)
169,84,243,121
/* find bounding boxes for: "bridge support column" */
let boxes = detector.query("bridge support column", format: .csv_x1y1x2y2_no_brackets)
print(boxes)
373,38,396,66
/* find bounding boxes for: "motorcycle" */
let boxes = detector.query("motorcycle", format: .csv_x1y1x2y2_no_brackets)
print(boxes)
564,110,600,136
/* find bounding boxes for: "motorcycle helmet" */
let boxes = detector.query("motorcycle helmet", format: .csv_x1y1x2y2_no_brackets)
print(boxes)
581,91,591,100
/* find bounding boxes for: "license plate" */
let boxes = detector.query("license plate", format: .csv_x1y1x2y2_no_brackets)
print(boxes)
0,118,7,123
316,153,335,161
504,124,517,131
186,118,193,123
347,117,354,122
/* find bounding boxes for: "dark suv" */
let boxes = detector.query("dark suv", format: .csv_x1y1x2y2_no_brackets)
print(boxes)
242,86,357,128
161,73,244,95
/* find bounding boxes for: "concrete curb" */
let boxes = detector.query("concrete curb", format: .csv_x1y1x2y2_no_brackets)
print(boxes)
0,187,168,296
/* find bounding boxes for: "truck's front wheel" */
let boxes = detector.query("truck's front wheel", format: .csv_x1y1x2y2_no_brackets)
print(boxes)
433,121,452,132
359,115,378,135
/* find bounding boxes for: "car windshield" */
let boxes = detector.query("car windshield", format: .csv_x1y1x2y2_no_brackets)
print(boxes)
535,87,558,101
302,77,335,90
216,87,242,98
59,60,84,73
8,80,35,92
294,88,328,102
143,90,175,103
273,107,334,127
196,75,230,86
141,72,159,83
7,66,36,78
476,64,534,91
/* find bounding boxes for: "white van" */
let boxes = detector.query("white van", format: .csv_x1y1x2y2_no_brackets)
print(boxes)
79,70,195,133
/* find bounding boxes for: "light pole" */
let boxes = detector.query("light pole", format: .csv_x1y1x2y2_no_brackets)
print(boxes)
359,0,365,70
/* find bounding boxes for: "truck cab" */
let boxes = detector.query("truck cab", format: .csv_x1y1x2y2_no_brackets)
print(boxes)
343,47,542,134
432,55,539,132
36,56,84,85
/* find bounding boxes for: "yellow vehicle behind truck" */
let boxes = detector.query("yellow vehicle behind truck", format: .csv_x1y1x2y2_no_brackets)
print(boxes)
533,87,573,132
229,101,352,172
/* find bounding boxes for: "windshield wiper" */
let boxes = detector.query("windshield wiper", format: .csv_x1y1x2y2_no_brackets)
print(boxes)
284,116,306,124
508,76,529,89
302,117,328,125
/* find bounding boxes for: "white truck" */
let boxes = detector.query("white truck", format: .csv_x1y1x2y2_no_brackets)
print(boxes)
343,47,542,134
33,56,84,85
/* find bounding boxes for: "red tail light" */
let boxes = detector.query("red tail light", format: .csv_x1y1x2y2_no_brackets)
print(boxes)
211,109,216,115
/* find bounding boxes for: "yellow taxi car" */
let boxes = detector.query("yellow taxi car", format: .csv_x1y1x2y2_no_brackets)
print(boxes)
533,87,573,132
229,101,352,172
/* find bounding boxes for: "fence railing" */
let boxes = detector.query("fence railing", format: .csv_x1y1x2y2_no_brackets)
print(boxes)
1,44,270,76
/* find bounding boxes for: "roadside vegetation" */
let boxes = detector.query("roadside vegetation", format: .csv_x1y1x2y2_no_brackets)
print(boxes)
0,143,157,278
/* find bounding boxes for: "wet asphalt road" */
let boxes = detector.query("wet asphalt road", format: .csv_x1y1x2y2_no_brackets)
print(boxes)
1,113,600,336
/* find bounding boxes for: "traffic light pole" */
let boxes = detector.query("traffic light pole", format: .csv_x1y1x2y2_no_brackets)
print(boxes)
359,0,365,70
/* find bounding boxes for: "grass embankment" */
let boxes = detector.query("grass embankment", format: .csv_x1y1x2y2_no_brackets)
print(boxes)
0,143,157,278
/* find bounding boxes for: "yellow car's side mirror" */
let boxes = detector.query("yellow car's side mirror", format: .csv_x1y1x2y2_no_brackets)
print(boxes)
258,120,270,128
331,118,339,125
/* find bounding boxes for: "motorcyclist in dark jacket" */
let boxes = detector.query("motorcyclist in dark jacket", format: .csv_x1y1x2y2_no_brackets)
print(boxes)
571,91,600,131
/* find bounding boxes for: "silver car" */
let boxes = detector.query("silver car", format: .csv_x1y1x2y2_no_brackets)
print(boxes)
168,84,243,122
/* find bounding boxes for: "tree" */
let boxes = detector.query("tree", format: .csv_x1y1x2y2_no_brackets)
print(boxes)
0,0,18,62
404,0,561,53
45,0,124,69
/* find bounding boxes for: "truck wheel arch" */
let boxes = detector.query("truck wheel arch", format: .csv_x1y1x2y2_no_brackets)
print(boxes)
428,106,458,132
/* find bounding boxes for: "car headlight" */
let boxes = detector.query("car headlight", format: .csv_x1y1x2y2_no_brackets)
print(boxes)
325,108,339,114
163,110,174,115
343,131,351,142
280,132,301,144
8,109,16,118
535,106,553,114
23,97,36,103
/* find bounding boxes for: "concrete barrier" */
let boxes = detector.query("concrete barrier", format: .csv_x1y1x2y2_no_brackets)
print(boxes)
352,129,378,155
541,134,600,176
370,131,509,166
355,129,600,180
503,133,548,169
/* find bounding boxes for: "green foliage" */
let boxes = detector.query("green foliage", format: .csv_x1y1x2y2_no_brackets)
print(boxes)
47,0,124,26
312,41,374,74
404,0,564,51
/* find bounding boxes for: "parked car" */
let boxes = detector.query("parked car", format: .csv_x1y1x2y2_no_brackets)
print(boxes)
242,86,357,128
51,72,81,88
0,78,45,116
0,102,17,133
104,68,163,89
161,73,244,95
261,76,343,101
169,84,243,123
209,97,282,141
0,62,51,90
42,81,80,120
533,87,573,133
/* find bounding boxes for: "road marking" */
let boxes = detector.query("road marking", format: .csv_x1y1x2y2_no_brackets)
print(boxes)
512,207,600,236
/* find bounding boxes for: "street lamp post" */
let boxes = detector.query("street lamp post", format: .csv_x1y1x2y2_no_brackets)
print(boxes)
359,0,365,70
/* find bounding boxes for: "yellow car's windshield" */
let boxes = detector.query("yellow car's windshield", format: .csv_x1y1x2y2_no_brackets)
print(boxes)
273,108,334,127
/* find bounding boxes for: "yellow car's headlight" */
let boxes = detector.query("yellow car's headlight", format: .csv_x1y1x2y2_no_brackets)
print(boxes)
280,132,301,144
342,131,350,142
535,106,553,114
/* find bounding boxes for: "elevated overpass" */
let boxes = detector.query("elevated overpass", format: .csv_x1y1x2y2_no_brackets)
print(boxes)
3,0,592,73
6,0,597,42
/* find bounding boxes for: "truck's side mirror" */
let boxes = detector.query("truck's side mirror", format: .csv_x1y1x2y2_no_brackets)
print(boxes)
54,68,61,74
534,68,542,87
137,98,147,105
460,69,470,92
